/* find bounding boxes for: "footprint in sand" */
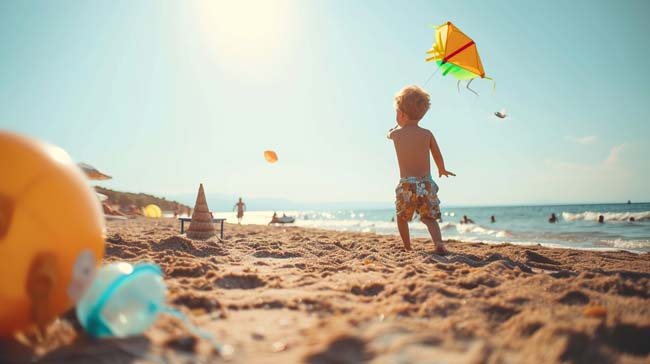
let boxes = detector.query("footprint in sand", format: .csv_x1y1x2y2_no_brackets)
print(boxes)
305,336,371,364
215,274,266,289
520,322,544,337
171,294,222,312
166,262,211,278
482,304,519,323
253,250,302,259
350,283,385,297
556,290,590,306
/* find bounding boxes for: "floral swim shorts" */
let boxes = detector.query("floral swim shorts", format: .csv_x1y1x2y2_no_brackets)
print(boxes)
395,176,441,222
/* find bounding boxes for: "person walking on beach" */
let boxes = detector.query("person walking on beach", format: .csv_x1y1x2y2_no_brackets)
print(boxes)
268,212,279,225
388,85,455,254
233,197,246,224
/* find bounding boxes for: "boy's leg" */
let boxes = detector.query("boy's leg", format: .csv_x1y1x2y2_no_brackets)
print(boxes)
422,217,448,254
395,181,415,251
396,216,412,250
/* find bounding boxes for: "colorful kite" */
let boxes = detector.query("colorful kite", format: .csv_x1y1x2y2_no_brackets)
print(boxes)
425,21,494,95
264,150,278,163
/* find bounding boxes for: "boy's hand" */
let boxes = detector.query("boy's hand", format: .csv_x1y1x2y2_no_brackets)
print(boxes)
439,170,456,178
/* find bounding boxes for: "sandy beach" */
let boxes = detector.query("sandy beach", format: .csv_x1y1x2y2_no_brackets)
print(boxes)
2,1,649,363
2,217,650,364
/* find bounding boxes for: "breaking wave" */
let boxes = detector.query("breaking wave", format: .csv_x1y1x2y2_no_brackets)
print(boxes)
561,211,650,222
454,222,511,238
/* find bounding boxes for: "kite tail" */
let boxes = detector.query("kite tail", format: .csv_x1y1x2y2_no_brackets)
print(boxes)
484,76,496,94
466,79,479,97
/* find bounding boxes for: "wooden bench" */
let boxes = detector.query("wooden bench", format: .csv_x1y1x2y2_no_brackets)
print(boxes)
178,217,226,239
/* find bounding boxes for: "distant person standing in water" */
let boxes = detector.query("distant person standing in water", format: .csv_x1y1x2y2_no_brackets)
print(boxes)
461,215,474,224
490,215,496,223
233,197,246,224
629,217,636,222
548,213,558,223
598,215,605,224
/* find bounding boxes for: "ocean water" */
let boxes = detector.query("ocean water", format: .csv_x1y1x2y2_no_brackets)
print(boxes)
212,203,650,253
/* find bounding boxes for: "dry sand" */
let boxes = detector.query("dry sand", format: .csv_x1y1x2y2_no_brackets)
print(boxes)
2,217,650,364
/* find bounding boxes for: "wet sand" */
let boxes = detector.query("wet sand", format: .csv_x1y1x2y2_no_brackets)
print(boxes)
2,217,650,363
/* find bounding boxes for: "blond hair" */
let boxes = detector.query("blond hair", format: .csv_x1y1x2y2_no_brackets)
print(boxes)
394,85,430,121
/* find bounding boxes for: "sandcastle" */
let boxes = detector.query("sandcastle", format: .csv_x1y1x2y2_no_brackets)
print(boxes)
185,183,216,240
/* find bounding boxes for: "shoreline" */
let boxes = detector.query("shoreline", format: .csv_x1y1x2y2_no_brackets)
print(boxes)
222,221,650,255
206,203,650,254
3,217,649,364
221,220,650,254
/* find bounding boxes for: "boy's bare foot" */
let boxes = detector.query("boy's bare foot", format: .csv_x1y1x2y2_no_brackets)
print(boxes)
433,245,449,255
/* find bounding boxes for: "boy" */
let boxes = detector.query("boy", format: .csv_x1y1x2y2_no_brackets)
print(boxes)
388,85,455,253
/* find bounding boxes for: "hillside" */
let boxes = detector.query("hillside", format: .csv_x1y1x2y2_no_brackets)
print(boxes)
95,186,190,212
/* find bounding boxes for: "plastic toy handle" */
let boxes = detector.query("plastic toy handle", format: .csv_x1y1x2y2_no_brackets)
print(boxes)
163,307,234,358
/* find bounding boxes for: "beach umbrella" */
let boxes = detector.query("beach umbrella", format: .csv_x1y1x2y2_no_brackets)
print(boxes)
78,163,112,180
425,21,494,95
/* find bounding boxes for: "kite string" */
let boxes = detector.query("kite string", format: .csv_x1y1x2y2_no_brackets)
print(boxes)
422,66,440,86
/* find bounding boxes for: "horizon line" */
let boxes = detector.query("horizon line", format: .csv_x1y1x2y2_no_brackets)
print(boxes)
209,201,649,212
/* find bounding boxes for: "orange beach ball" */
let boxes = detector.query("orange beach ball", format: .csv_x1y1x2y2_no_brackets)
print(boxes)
0,131,105,336
264,150,278,163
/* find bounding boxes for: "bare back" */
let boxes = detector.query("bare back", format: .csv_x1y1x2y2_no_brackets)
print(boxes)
389,125,432,178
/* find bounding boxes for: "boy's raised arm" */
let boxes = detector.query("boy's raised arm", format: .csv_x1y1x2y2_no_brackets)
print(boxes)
429,132,456,178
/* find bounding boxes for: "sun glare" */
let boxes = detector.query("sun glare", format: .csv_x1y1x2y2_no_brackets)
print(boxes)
193,0,294,74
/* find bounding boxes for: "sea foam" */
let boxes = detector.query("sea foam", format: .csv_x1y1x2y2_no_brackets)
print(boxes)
561,211,650,222
598,239,650,249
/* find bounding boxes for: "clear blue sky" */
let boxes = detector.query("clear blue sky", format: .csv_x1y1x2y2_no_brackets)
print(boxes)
1,0,648,207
